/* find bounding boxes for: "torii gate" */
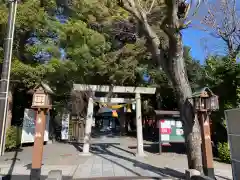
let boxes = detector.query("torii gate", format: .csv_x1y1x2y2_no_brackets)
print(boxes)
73,84,156,157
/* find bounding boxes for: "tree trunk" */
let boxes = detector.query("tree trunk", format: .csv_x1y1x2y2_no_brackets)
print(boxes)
118,0,202,171
141,19,202,171
168,33,202,172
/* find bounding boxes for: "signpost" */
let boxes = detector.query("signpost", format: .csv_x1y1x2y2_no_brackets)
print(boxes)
30,83,53,180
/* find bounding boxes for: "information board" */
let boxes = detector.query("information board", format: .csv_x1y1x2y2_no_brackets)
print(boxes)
225,108,240,180
21,108,49,144
159,119,185,143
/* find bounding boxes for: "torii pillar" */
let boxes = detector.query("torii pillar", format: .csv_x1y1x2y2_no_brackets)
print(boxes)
135,93,145,157
81,97,94,156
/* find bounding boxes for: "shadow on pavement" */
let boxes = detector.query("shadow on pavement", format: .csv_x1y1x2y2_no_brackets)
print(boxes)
72,143,185,179
128,143,186,154
3,127,23,179
1,175,72,180
91,128,122,138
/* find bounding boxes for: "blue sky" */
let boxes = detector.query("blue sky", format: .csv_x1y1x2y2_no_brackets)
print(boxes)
182,0,240,64
182,28,226,64
182,2,224,64
182,29,207,63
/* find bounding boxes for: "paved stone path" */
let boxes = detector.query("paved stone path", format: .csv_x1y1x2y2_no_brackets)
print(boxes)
0,136,233,180
73,143,163,179
73,136,232,180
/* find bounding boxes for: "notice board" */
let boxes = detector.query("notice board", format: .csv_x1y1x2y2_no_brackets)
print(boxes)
159,118,185,143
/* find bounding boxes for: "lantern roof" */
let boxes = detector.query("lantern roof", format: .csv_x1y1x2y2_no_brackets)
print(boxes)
192,87,214,98
33,82,54,95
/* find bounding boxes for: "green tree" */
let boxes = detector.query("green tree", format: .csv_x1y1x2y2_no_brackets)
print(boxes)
201,55,240,143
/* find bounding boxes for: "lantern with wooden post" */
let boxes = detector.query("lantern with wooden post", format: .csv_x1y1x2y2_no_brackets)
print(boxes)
30,82,53,180
191,87,219,179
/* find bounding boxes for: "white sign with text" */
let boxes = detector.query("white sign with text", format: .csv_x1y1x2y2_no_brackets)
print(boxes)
21,109,49,144
61,113,70,140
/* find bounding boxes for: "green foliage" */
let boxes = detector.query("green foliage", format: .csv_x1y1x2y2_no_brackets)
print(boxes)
5,126,22,151
202,56,240,122
60,20,110,62
0,0,237,134
183,46,204,90
217,142,231,164
11,58,55,88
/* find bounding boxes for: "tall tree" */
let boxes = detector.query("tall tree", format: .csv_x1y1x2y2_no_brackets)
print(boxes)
117,0,204,171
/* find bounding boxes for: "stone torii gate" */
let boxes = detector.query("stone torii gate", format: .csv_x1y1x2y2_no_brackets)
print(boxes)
73,84,156,157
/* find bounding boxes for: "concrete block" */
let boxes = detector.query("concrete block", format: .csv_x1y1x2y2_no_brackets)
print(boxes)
46,170,62,180
186,169,201,180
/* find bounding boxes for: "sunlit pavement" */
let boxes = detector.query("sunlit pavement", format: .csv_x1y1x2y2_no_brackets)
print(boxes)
0,136,232,180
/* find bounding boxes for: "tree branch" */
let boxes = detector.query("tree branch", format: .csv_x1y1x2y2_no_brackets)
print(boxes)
146,0,156,14
171,0,179,28
201,0,239,59
118,0,141,19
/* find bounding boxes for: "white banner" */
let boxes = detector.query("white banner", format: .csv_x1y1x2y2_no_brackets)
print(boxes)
61,113,70,140
21,109,49,144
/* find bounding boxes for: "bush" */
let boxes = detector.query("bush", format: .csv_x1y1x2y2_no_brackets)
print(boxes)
5,126,22,151
218,142,231,164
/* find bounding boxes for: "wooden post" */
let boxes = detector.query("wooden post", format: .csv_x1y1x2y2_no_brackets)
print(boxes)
30,82,53,180
199,111,214,178
30,109,47,180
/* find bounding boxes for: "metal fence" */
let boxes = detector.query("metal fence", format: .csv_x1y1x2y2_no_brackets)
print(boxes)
225,108,240,180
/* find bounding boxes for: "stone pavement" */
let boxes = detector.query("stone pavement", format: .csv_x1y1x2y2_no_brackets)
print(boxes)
0,136,233,180
73,143,163,179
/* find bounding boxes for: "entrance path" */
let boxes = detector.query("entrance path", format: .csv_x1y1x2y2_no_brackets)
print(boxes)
73,136,232,180
0,136,232,180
